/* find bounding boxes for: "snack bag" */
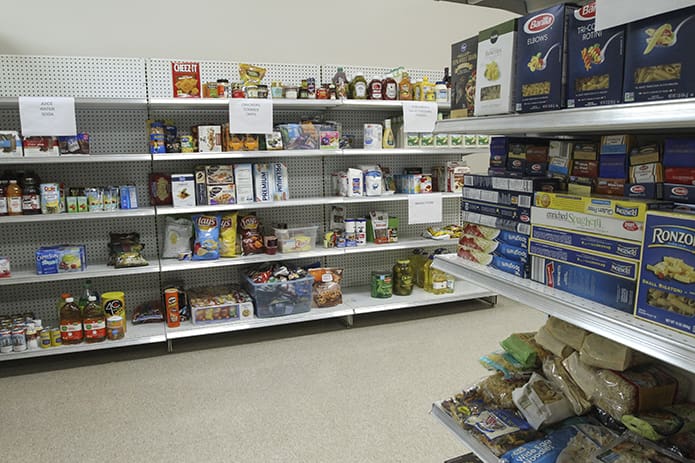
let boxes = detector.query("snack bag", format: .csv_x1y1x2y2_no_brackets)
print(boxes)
308,268,344,308
219,213,238,258
238,213,264,255
192,214,220,260
162,217,193,259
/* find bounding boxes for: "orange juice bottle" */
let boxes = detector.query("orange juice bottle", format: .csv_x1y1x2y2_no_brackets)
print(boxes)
6,179,22,215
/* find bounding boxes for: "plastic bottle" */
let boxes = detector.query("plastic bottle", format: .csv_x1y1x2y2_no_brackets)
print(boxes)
78,280,100,311
59,296,83,345
435,81,448,103
382,76,398,100
413,80,422,101
422,77,437,101
423,255,435,293
6,179,22,216
82,295,106,343
399,73,413,100
332,67,349,99
0,183,7,216
430,267,449,294
368,75,383,100
382,119,395,149
21,176,41,215
350,74,368,99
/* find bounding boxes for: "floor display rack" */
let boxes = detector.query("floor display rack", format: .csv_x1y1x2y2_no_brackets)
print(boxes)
0,55,495,361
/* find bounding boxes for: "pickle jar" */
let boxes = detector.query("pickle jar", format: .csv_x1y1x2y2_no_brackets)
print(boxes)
392,259,414,296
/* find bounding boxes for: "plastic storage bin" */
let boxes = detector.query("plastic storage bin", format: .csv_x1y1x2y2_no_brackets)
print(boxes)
273,225,318,253
242,275,313,318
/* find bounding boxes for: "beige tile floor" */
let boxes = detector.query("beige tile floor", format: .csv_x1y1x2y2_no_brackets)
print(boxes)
0,297,545,463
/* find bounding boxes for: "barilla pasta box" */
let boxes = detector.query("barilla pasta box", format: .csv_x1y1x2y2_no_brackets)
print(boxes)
531,256,636,312
664,183,695,204
462,210,531,235
463,200,531,223
664,138,695,168
624,5,695,103
464,174,563,194
475,19,518,116
534,192,671,222
531,206,645,241
636,211,695,335
531,224,642,261
451,36,478,118
515,4,575,112
566,2,625,108
665,167,695,185
253,164,273,202
626,182,663,200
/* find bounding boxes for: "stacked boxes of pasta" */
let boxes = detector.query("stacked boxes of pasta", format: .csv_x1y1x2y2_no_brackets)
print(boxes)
626,142,663,200
663,138,695,205
475,19,518,116
596,135,634,197
548,139,572,180
569,140,598,196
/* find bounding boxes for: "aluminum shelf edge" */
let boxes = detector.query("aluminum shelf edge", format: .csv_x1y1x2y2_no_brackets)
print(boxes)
433,254,695,373
0,264,161,286
0,97,148,109
0,207,155,224
431,401,500,463
0,154,152,165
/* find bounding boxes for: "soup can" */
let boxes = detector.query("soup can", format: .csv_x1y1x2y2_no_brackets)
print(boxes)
0,329,12,353
50,327,62,347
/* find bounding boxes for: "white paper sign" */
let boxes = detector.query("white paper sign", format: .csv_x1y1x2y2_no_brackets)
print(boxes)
408,193,442,225
228,99,273,134
402,101,438,133
19,96,77,136
596,0,695,30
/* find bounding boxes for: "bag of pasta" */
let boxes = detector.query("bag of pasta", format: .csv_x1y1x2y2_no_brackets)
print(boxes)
308,268,343,308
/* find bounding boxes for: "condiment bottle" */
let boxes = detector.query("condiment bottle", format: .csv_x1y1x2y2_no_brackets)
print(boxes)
368,75,383,100
392,259,414,296
399,72,413,100
350,74,368,99
422,76,436,101
21,176,40,215
59,296,83,345
435,81,448,103
0,183,7,216
383,76,398,100
382,119,395,149
82,295,106,343
332,67,349,99
6,179,22,216
299,79,309,99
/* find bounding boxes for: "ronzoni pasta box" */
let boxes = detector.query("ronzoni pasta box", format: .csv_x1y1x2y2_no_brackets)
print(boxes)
623,5,695,103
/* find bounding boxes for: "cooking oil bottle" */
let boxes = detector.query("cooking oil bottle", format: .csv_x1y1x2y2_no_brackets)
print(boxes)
424,255,435,293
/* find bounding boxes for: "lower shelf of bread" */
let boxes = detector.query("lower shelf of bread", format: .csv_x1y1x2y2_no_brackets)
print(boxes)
0,322,166,361
431,401,499,463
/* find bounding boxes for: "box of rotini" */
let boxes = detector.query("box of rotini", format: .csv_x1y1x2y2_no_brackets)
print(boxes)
515,4,575,113
474,19,518,116
624,5,695,103
566,2,625,108
636,211,695,336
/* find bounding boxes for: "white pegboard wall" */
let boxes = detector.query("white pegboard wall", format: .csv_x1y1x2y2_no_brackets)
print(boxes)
324,109,396,147
0,55,147,98
322,64,445,85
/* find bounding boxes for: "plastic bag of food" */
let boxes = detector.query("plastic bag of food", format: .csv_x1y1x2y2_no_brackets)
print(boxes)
595,432,687,463
162,217,193,258
308,268,343,308
543,356,592,415
512,372,574,430
131,300,165,324
238,213,264,255
478,372,528,409
501,332,549,369
622,403,695,441
665,431,695,460
535,326,573,359
109,232,148,268
239,63,266,86
192,214,220,260
545,317,588,351
480,350,536,381
580,333,635,371
219,213,238,257
563,351,599,400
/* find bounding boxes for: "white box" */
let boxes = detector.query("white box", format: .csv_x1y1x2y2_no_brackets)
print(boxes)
234,164,254,204
272,162,289,201
253,164,273,202
474,19,518,116
531,206,644,241
198,125,222,152
171,174,196,207
0,131,22,157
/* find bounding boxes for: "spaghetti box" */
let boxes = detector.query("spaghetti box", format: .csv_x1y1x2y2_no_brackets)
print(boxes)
507,157,526,173
549,140,572,159
451,36,478,118
599,154,627,178
497,230,529,249
531,256,636,313
529,239,638,280
495,241,529,262
526,145,549,163
566,2,625,108
630,163,664,183
549,157,571,175
625,182,663,200
525,161,548,177
572,160,599,178
636,211,695,335
515,4,575,112
533,192,670,222
463,187,533,209
531,224,642,261
600,135,634,155
531,206,645,241
664,183,695,203
490,152,507,168
462,210,531,235
572,142,598,161
508,142,526,160
492,254,529,277
624,5,695,103
463,200,531,223
488,167,509,177
475,19,518,116
463,174,563,194
666,167,695,185
664,139,695,167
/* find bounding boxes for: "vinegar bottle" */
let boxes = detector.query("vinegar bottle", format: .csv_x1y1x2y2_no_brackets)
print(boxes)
60,296,83,345
6,179,22,216
83,295,106,343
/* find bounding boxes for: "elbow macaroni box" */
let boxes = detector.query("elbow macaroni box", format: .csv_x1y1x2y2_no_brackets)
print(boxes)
566,2,625,108
475,19,518,116
635,211,695,336
624,5,695,103
451,36,478,118
515,4,575,112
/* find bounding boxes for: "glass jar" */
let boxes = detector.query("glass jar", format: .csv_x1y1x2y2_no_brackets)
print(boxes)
299,79,309,99
317,84,329,99
246,85,259,98
257,84,269,99
392,259,414,296
232,83,245,98
271,81,284,98
284,86,299,99
217,79,230,97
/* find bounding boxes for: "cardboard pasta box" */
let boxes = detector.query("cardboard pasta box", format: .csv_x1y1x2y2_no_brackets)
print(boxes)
451,36,478,118
475,19,518,116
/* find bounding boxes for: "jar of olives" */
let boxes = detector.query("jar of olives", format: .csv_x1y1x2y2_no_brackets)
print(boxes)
392,259,414,296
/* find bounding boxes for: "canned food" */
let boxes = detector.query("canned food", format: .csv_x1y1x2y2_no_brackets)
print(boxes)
39,328,51,348
106,316,125,340
25,324,38,350
50,327,62,347
12,328,26,352
164,288,180,328
102,291,126,333
0,329,12,353
371,271,393,299
257,85,268,99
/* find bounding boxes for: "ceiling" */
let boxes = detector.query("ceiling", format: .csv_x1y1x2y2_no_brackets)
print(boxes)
434,0,564,15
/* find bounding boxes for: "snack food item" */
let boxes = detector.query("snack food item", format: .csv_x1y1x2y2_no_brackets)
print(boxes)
219,213,238,258
272,162,289,201
192,214,220,260
543,356,592,415
239,213,264,255
131,300,165,325
109,232,148,268
0,131,22,157
234,164,254,204
254,164,273,202
500,332,547,369
149,173,172,206
479,350,535,381
512,372,574,430
162,217,193,259
207,184,236,205
188,285,254,325
308,268,343,308
198,125,222,152
23,136,59,157
239,63,266,87
171,61,201,98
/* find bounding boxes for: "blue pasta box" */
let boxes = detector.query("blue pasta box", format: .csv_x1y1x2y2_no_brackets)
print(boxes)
664,183,695,203
664,138,695,167
636,211,695,335
507,157,526,173
490,151,507,168
625,182,663,200
566,2,625,108
525,161,548,177
515,4,576,113
495,241,529,262
531,224,641,261
463,187,533,209
497,230,530,249
531,256,636,313
462,210,531,235
463,200,531,223
464,174,563,194
624,5,695,103
599,154,627,178
492,255,529,278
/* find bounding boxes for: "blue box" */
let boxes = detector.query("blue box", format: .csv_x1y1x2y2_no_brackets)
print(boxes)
664,183,695,203
599,154,627,178
490,151,507,168
497,230,530,249
531,256,636,313
566,3,625,108
600,135,634,155
495,242,529,262
35,245,87,275
515,4,575,112
492,255,529,278
625,182,663,200
664,138,695,167
463,200,531,223
529,239,638,280
531,224,641,260
525,161,548,177
624,5,695,103
636,211,695,335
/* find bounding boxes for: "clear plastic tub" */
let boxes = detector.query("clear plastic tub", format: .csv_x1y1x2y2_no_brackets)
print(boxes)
273,225,318,253
242,275,313,318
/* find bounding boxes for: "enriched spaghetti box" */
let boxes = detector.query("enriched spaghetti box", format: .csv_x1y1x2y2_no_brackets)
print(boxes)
630,144,661,166
624,5,695,103
635,211,695,335
599,154,627,178
566,2,625,108
451,36,478,118
531,206,645,241
531,224,642,260
572,160,599,178
600,134,634,155
474,19,518,116
630,163,664,184
549,140,572,159
533,192,670,222
515,4,575,112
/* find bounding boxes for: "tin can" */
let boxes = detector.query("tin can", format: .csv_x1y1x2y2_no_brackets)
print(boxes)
106,316,125,340
39,328,51,348
25,323,38,350
0,329,12,353
355,218,367,246
164,288,180,328
12,327,26,352
102,291,126,333
371,271,393,299
50,327,62,347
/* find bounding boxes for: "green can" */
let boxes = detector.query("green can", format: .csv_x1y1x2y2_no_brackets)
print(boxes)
371,271,393,298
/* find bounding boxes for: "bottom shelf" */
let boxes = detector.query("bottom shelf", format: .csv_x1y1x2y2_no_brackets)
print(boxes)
431,401,499,463
0,322,166,361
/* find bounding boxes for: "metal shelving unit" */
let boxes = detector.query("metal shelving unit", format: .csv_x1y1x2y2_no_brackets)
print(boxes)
0,96,148,109
0,264,161,286
152,148,480,161
0,154,153,165
430,401,499,463
0,207,155,224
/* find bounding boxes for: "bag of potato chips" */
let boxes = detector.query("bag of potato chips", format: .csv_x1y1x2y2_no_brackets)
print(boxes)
219,213,238,257
192,214,220,260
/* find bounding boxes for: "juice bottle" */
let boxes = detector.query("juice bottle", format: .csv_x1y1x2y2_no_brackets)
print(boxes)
332,67,349,99
6,179,22,216
78,279,100,311
422,76,437,101
350,74,368,99
82,295,106,343
0,183,7,216
21,176,41,215
59,296,83,345
383,76,398,100
368,75,383,100
382,119,395,149
399,72,413,100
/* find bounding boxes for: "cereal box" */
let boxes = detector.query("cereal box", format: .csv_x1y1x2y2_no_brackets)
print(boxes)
566,2,625,108
233,164,254,204
515,4,575,113
254,164,273,202
0,131,22,157
531,206,644,241
198,125,222,152
451,36,478,118
636,211,695,335
171,61,201,98
624,6,695,103
531,224,642,260
206,184,236,205
475,19,518,116
533,192,670,222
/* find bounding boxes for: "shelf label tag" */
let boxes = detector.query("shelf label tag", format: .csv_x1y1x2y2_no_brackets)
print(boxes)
402,101,437,133
19,96,77,136
229,99,273,134
408,193,442,224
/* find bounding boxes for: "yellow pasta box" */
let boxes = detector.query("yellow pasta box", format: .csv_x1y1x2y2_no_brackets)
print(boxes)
624,5,695,103
636,211,695,336
534,192,671,222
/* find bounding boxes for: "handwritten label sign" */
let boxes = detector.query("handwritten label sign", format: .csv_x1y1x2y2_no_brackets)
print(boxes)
229,99,273,134
408,192,443,224
19,97,77,136
402,101,437,133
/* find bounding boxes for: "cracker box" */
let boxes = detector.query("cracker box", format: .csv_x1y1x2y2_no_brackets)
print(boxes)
531,206,645,241
475,19,518,116
664,183,695,203
515,4,575,112
198,125,222,152
531,224,642,260
451,36,478,118
566,2,625,108
171,61,201,98
636,211,695,335
463,187,533,209
171,174,196,207
205,165,235,185
462,210,531,235
624,6,695,103
207,184,236,205
664,138,695,168
233,163,254,204
272,162,289,201
0,131,22,157
531,256,636,312
626,182,663,200
23,136,59,157
254,164,273,202
533,192,670,222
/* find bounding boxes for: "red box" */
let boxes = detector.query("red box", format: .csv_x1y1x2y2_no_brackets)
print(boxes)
665,167,695,185
171,61,201,98
572,160,598,178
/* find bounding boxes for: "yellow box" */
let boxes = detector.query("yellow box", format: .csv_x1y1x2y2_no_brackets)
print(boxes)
533,192,670,222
